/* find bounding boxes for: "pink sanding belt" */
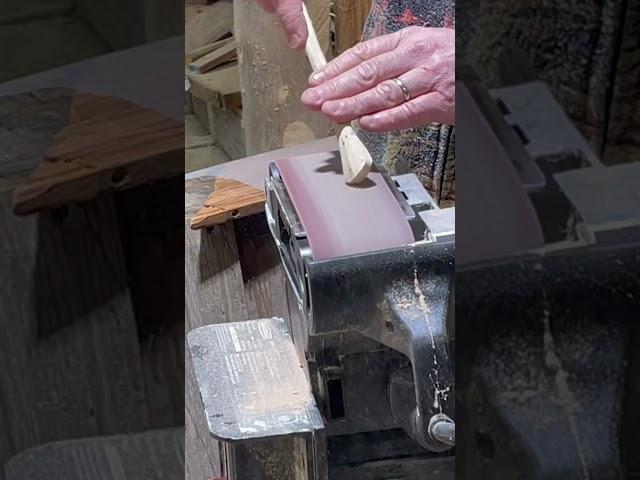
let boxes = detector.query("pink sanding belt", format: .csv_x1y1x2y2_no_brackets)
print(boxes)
275,153,415,260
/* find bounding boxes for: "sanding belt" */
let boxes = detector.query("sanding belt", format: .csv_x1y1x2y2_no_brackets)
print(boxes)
275,153,415,260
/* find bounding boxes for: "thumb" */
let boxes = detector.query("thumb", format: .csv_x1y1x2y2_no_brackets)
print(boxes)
274,0,308,49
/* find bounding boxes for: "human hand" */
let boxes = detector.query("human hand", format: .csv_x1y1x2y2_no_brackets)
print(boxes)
301,27,455,132
254,0,308,49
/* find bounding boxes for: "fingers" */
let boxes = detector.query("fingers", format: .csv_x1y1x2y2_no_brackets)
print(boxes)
273,0,308,49
301,50,410,110
317,68,435,124
255,0,276,13
359,92,454,133
309,31,405,85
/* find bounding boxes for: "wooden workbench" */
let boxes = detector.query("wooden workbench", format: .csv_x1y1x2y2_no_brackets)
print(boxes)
184,137,338,479
0,39,185,480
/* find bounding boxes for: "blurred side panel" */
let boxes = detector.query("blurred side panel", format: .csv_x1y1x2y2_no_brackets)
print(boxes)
456,1,640,478
0,1,185,479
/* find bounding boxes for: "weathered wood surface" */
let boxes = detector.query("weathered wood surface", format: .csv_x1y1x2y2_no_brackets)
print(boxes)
186,36,236,64
185,172,289,480
234,0,335,156
185,178,246,480
0,89,184,479
188,63,240,107
234,216,288,320
0,189,149,476
211,105,247,160
114,178,186,429
333,0,371,55
12,91,184,215
188,40,238,74
191,95,246,160
190,177,265,229
186,0,234,52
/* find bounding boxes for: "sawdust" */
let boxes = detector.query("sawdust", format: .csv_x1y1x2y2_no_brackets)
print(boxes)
247,439,295,480
413,263,445,411
541,308,590,479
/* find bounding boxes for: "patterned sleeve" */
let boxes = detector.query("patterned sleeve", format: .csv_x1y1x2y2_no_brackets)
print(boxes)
355,0,456,207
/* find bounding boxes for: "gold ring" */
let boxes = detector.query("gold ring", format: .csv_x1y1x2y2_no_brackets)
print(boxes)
393,78,411,102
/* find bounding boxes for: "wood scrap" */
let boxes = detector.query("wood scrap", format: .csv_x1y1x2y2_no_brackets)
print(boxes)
185,0,233,51
187,40,237,74
188,63,240,104
185,5,206,23
210,105,246,160
190,177,266,229
333,0,372,55
186,114,215,147
12,91,184,215
185,36,235,64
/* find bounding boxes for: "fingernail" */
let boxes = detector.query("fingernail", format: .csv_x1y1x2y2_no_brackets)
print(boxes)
301,89,320,104
310,71,325,84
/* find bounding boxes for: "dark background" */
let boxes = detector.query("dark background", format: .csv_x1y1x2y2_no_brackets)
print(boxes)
456,0,639,478
0,1,185,478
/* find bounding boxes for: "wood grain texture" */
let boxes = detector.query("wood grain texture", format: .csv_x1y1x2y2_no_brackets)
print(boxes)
12,92,184,215
188,40,237,74
185,4,206,23
190,177,266,229
209,103,247,159
0,89,74,191
0,191,148,472
185,37,236,64
185,177,249,480
140,321,185,429
234,0,334,156
185,175,291,480
234,216,288,320
333,0,371,55
0,90,184,479
185,0,234,52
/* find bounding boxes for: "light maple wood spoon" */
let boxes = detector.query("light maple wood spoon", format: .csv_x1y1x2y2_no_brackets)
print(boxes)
301,3,373,185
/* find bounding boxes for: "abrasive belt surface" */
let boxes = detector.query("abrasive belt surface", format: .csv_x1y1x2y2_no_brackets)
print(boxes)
275,153,415,260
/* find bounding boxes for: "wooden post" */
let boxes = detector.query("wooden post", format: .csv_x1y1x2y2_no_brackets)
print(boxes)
333,0,372,56
234,0,335,156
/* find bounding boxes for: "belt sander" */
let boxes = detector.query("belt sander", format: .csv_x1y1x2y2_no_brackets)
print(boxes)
188,147,456,479
188,4,454,476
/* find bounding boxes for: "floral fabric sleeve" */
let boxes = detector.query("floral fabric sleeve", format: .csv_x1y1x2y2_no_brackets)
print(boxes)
355,0,455,207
